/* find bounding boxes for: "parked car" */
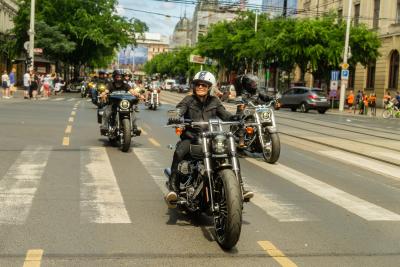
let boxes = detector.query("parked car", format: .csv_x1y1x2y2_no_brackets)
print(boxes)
164,79,176,91
175,84,189,93
280,87,329,114
66,77,85,92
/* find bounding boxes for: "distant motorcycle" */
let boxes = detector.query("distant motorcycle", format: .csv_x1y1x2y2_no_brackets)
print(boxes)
146,88,160,110
231,96,280,163
98,91,140,152
165,116,243,250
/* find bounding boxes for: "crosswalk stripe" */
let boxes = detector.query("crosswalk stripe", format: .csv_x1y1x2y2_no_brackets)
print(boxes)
0,146,51,224
319,151,400,181
246,158,400,221
134,148,169,195
250,188,317,222
80,147,131,223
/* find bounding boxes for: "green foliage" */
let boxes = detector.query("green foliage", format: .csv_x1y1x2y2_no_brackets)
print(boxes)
196,12,381,81
12,0,148,68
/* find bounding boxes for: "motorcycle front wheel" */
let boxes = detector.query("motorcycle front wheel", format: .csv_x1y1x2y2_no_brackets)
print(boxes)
213,169,242,250
121,118,131,152
257,130,280,164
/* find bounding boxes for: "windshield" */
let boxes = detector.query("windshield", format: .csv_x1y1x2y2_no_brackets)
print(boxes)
312,89,326,97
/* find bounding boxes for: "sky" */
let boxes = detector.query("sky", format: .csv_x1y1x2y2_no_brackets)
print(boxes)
117,0,263,37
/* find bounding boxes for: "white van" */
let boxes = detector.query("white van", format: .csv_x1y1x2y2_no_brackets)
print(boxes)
164,79,176,91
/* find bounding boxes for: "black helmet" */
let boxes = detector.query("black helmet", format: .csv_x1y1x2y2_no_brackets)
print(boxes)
112,70,123,79
241,74,258,95
98,70,106,76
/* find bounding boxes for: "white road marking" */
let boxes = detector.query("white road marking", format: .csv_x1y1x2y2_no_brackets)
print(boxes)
67,98,75,102
86,99,91,102
251,188,317,222
80,147,131,223
0,146,51,224
134,148,168,195
52,98,65,101
319,150,400,181
246,158,400,221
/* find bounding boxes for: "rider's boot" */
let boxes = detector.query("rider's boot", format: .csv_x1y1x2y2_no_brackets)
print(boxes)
165,173,179,209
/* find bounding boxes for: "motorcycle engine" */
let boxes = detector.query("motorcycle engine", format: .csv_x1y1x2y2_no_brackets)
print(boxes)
178,160,191,175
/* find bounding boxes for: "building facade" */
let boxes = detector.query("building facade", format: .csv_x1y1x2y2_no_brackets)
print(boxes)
190,0,239,46
262,0,298,16
0,0,18,71
170,16,191,49
298,0,400,105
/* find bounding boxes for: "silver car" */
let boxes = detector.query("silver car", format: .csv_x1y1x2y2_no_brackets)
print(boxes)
280,87,329,114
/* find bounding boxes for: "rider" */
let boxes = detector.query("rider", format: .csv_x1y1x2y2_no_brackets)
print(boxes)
165,71,254,208
100,70,141,135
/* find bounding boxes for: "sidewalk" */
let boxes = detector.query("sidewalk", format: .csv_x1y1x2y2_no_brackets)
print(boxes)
326,107,384,119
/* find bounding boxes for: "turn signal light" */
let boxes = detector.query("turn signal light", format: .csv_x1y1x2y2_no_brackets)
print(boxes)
246,127,254,135
175,127,183,136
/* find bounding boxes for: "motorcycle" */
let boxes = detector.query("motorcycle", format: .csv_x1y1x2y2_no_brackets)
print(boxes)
98,90,140,152
231,97,280,164
146,88,160,110
90,82,108,108
164,116,243,250
80,81,89,98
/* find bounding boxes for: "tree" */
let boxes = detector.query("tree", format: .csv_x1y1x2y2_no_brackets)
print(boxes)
12,0,148,74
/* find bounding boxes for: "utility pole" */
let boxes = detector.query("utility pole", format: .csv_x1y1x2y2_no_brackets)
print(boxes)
28,0,36,71
283,0,288,17
339,0,353,112
255,9,258,32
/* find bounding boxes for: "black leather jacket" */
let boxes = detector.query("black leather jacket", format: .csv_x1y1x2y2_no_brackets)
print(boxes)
176,94,234,139
107,81,131,93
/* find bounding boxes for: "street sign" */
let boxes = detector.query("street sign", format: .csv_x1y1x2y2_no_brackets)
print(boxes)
330,80,338,91
189,54,206,64
33,48,43,54
341,69,349,80
341,63,349,69
331,70,340,81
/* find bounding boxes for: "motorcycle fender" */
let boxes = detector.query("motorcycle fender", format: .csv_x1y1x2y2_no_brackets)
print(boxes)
266,126,278,133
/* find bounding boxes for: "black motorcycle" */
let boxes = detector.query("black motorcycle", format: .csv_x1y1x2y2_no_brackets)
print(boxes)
98,91,140,152
231,97,280,163
165,116,243,250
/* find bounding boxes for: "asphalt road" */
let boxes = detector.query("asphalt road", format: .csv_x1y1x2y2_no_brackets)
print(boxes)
0,92,399,267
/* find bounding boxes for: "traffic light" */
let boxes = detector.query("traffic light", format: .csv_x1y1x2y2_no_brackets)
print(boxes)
26,57,32,67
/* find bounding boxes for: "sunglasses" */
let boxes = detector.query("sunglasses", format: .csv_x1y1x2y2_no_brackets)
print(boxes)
196,83,209,88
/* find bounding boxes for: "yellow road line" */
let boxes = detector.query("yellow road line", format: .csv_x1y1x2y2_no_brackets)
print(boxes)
142,122,151,130
71,111,76,116
23,249,43,267
148,137,161,147
258,241,297,267
62,137,70,146
141,128,148,135
65,125,72,134
68,117,74,123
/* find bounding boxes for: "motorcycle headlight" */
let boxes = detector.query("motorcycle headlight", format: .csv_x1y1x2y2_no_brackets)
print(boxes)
260,110,272,121
120,100,130,110
98,84,106,93
212,135,227,154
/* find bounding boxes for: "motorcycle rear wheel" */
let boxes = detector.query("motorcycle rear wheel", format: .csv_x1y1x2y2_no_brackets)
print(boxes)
213,169,242,250
121,118,131,152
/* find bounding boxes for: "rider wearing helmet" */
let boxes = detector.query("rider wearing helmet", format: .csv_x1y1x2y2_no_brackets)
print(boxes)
236,73,271,102
100,70,141,135
165,71,253,208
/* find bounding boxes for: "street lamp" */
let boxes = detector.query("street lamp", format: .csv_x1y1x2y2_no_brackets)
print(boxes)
339,0,353,112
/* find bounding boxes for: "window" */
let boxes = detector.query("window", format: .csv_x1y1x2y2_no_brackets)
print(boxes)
397,0,400,23
354,4,360,26
349,66,355,89
389,50,399,89
373,0,380,29
366,61,376,89
337,9,343,22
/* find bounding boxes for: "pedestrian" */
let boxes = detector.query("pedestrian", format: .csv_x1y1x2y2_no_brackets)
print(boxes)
1,70,10,98
354,90,362,114
368,92,376,116
23,70,31,99
9,68,16,97
396,91,400,109
54,76,65,95
383,91,391,109
361,91,368,115
42,74,51,98
30,71,39,100
346,90,354,112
